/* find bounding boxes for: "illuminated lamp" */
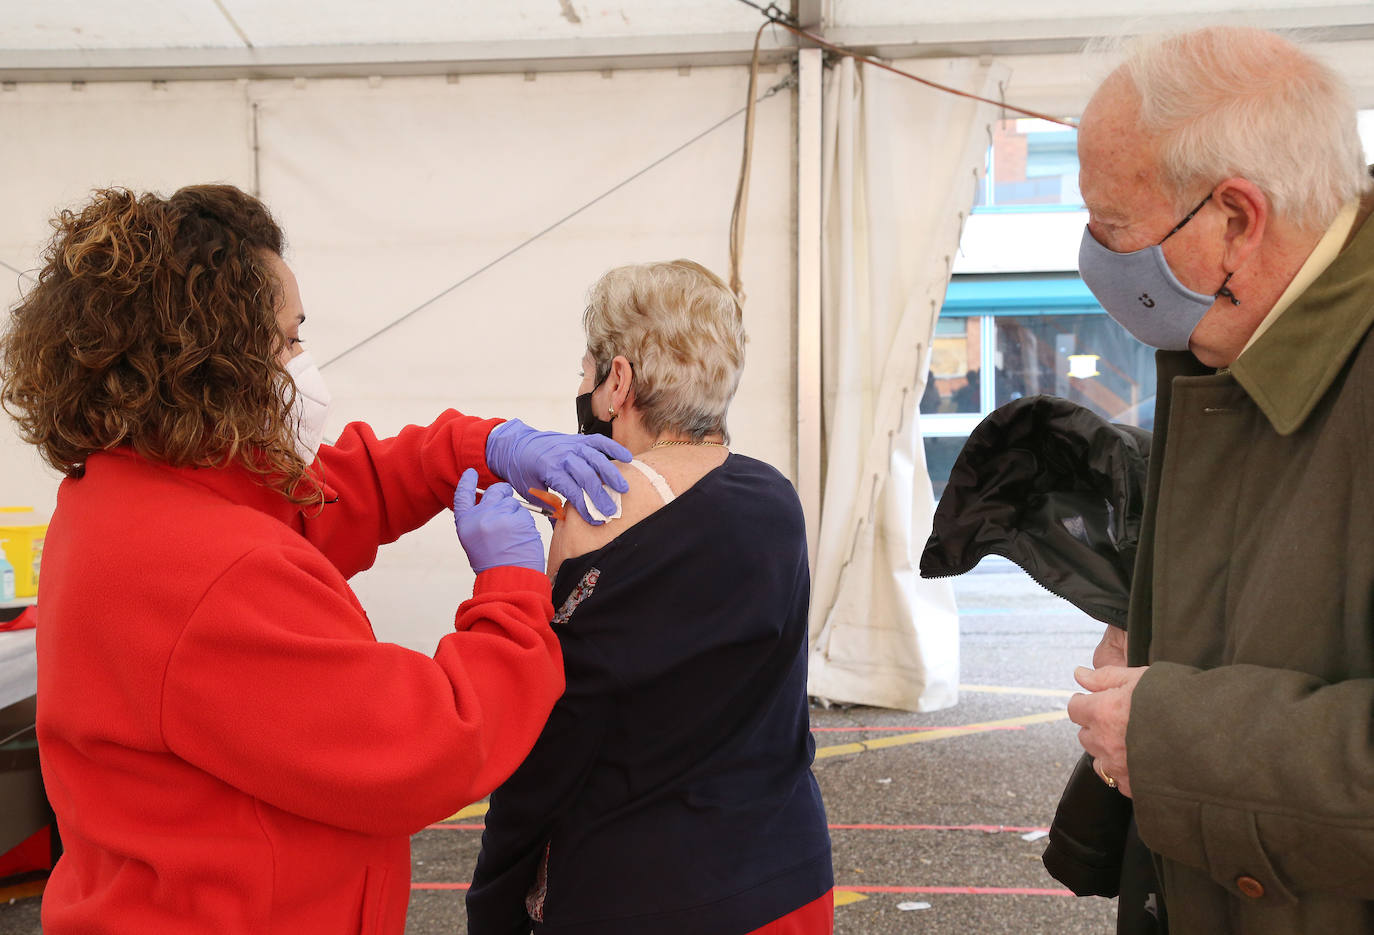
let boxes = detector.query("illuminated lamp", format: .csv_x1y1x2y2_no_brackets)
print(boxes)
1067,354,1100,379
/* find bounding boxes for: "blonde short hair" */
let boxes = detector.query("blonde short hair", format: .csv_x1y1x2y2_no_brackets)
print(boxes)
583,260,746,441
1117,26,1371,230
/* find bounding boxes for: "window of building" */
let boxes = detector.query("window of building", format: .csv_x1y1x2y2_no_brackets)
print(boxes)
921,275,1157,497
975,118,1083,210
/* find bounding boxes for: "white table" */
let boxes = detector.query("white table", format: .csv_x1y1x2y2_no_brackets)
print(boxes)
0,623,45,858
0,629,37,712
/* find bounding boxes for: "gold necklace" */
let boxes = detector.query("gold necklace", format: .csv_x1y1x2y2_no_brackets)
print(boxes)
649,439,728,450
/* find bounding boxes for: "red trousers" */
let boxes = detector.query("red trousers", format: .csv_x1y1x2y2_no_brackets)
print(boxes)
747,890,835,935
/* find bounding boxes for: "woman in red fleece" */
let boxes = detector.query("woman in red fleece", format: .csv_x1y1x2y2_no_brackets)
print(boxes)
0,184,628,935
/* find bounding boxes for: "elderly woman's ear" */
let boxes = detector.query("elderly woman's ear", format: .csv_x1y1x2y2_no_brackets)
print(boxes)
604,356,636,414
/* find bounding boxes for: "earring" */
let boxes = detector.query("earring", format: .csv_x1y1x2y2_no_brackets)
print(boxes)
607,405,616,418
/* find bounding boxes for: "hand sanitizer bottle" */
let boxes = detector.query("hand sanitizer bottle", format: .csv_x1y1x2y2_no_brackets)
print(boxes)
0,542,14,602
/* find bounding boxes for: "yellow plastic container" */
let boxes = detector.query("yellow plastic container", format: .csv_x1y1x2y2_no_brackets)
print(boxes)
0,508,47,599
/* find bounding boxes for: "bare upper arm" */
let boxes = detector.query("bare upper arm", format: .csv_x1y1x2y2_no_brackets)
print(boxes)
546,461,667,580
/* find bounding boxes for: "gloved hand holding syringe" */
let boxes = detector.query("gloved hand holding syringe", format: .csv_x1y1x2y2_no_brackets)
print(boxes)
453,471,550,574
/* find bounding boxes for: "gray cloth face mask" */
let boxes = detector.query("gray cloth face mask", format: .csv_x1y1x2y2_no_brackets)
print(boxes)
1078,193,1238,351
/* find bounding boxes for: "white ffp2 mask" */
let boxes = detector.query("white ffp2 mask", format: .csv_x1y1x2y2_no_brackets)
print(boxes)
284,351,333,463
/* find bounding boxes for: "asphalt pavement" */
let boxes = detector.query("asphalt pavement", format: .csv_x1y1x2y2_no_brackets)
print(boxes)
0,558,1118,934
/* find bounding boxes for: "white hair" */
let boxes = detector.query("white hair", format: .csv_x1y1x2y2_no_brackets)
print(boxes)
583,260,746,441
1114,26,1370,230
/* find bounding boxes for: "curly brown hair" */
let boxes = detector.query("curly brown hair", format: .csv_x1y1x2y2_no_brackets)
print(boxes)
0,184,317,501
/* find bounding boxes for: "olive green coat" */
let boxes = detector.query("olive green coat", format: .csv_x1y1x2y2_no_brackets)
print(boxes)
1126,200,1374,933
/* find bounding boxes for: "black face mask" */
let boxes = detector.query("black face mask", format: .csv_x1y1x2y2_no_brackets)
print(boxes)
576,390,615,438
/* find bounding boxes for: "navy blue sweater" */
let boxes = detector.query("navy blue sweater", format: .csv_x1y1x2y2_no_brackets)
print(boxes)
467,453,832,935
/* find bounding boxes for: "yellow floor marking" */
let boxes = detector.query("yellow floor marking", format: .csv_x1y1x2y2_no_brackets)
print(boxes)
960,683,1077,698
833,889,868,906
445,801,490,822
814,710,1069,760
443,706,1071,819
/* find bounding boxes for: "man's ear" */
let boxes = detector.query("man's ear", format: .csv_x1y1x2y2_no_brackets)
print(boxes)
1214,177,1268,272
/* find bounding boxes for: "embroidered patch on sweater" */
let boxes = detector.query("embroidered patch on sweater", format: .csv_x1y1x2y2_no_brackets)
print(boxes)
525,841,551,921
552,567,600,626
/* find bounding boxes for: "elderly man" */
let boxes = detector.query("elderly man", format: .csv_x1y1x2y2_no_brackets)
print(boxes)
1065,25,1374,933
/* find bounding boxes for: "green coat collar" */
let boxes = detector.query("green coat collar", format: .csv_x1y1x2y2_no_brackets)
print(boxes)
1230,207,1374,436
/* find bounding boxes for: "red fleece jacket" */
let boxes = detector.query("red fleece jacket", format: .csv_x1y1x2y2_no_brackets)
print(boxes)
35,411,563,935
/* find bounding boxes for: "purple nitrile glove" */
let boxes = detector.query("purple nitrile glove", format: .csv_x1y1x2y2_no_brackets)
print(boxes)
485,419,632,524
452,469,545,573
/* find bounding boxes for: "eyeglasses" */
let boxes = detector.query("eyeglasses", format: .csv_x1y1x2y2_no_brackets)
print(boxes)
1158,192,1213,245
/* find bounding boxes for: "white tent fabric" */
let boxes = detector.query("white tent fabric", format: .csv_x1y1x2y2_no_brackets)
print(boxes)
807,55,1009,712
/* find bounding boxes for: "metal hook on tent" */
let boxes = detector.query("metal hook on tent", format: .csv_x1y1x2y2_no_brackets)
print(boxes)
763,3,798,25
734,0,797,25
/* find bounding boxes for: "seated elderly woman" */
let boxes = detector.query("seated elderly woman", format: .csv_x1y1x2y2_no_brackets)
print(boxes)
466,260,833,935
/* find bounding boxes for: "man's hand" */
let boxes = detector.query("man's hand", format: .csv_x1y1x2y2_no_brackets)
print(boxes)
1093,624,1128,669
1066,664,1147,798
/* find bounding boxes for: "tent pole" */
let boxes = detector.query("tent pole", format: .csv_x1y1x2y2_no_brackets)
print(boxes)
796,47,823,576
